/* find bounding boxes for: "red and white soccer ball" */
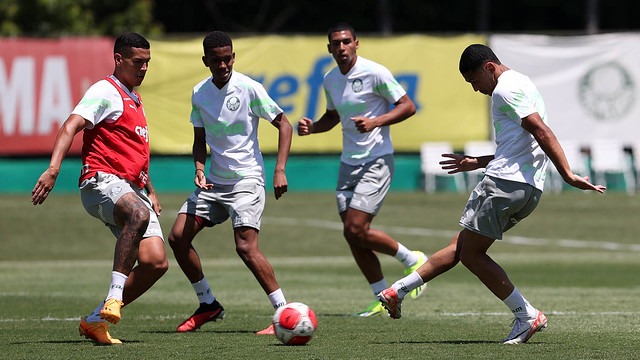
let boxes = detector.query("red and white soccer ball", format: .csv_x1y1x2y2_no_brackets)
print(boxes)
272,302,318,345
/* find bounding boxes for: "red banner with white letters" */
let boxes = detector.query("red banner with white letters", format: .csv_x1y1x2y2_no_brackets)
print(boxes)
0,37,113,155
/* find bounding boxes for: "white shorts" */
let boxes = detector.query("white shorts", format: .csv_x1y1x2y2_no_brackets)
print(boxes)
459,175,541,240
178,179,265,230
336,154,394,215
80,172,163,240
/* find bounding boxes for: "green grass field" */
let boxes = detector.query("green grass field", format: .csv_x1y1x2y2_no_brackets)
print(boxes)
1,191,639,359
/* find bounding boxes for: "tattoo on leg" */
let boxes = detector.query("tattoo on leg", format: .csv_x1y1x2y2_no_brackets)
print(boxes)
113,194,150,274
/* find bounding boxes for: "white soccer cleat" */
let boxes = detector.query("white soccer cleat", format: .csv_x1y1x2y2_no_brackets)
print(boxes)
502,310,548,344
377,288,403,319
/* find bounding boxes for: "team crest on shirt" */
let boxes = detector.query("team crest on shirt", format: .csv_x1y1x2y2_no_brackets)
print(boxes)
351,78,364,93
226,96,241,111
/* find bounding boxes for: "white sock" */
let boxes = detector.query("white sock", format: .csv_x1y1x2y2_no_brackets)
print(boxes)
503,288,537,319
85,302,105,323
394,243,418,268
392,271,424,299
192,278,216,304
370,279,388,297
268,288,286,309
106,271,127,302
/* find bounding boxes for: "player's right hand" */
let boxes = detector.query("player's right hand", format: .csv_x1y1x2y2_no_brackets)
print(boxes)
439,153,481,174
195,171,213,190
31,170,57,205
297,118,313,136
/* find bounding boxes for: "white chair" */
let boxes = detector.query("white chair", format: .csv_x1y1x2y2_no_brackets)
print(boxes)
589,139,634,194
420,142,465,193
547,139,589,193
629,142,640,190
463,140,496,190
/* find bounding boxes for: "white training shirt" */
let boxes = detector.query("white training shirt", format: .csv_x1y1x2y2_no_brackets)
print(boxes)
191,71,283,185
485,70,549,191
323,56,406,165
72,75,141,128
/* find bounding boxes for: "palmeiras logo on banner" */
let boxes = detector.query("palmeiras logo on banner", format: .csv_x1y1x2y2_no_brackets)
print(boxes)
579,61,635,121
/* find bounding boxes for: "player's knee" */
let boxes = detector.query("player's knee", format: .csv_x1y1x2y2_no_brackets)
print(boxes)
235,241,255,259
234,227,259,259
167,232,181,250
167,227,192,251
459,250,480,270
343,222,368,246
139,237,169,275
154,256,169,276
141,254,169,275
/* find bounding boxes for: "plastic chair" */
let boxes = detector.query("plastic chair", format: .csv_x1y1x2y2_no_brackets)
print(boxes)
420,142,465,193
629,142,640,191
463,140,496,190
547,139,589,193
589,139,634,194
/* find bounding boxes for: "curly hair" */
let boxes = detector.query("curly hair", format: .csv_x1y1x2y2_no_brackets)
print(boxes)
203,31,233,53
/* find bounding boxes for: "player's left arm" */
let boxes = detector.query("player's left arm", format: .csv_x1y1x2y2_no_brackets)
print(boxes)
271,112,292,200
521,113,605,193
352,94,416,133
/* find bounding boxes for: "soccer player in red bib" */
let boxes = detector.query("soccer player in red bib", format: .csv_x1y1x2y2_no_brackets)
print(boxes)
31,32,168,345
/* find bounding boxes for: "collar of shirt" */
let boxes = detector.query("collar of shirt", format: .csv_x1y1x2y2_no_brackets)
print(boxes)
108,75,141,105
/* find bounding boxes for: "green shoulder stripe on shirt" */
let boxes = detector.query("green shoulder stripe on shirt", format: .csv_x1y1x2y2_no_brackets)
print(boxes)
374,82,402,98
79,98,111,109
249,98,278,114
499,91,528,121
498,104,520,122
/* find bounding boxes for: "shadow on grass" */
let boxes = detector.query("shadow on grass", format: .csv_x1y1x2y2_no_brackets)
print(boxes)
140,329,258,334
399,339,497,344
373,339,548,345
269,343,314,347
317,312,364,317
10,339,142,345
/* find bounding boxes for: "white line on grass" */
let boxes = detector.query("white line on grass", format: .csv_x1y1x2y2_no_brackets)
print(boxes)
439,311,640,317
262,217,640,252
160,210,639,252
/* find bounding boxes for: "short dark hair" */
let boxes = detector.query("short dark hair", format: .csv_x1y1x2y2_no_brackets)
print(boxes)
114,32,150,57
203,31,233,53
459,44,501,74
327,22,356,41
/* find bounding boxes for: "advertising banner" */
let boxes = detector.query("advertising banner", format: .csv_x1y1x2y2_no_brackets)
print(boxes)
1,34,488,155
490,33,640,144
141,34,489,154
0,38,113,155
